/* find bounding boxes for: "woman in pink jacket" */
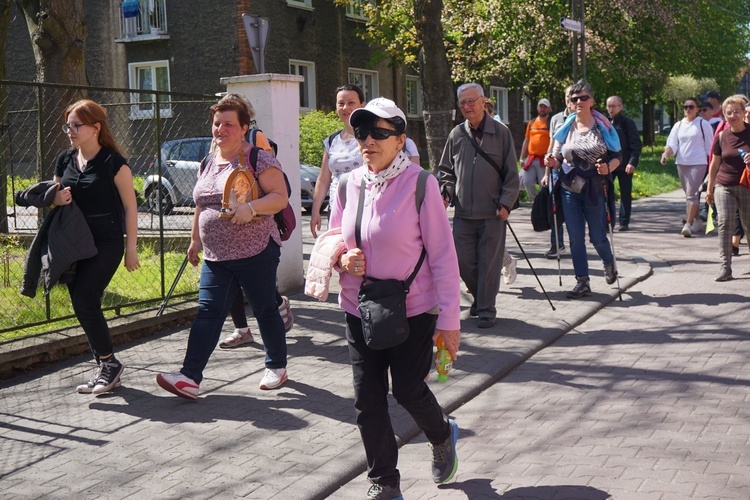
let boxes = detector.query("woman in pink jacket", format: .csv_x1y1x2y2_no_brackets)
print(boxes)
328,98,461,500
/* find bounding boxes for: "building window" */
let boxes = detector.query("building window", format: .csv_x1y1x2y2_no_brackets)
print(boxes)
346,0,369,20
348,68,379,103
119,0,168,40
405,76,423,118
489,86,509,124
522,95,532,122
286,0,313,11
290,60,316,112
128,60,172,119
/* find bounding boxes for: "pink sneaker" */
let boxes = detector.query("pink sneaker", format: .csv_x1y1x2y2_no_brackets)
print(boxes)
156,371,199,400
259,368,288,390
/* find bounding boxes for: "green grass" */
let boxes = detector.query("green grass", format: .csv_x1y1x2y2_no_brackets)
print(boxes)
628,136,681,201
0,243,200,341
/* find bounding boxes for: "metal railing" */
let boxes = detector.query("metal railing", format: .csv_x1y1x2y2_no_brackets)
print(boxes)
0,80,216,340
120,0,168,39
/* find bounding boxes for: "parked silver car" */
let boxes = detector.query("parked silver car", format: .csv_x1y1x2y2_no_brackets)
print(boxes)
143,137,328,214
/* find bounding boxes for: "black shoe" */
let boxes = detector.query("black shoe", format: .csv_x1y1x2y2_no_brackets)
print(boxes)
567,277,591,299
618,224,629,232
732,245,740,256
92,356,124,395
469,301,477,317
431,419,459,483
366,483,403,500
545,244,566,259
477,317,495,328
604,264,617,285
715,268,733,282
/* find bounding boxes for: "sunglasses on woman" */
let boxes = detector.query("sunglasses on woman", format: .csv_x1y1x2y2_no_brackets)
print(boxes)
570,95,591,103
683,105,696,110
354,126,401,141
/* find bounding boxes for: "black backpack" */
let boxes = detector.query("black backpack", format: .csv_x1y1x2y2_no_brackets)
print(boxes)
248,128,279,157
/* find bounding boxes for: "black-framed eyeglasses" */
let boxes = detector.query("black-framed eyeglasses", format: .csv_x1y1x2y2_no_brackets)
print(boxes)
354,126,401,141
570,95,591,103
62,123,85,134
684,105,696,110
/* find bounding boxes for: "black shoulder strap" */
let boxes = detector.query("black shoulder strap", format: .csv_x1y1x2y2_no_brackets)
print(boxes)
462,122,506,183
327,130,343,149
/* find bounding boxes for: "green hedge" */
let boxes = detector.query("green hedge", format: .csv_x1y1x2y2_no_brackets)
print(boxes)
299,110,342,167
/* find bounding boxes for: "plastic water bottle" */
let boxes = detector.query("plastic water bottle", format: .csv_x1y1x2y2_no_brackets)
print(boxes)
435,337,452,382
739,148,747,159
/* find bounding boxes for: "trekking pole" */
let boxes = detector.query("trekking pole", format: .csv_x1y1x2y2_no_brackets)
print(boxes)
506,220,555,311
548,173,562,286
600,174,623,302
157,253,190,316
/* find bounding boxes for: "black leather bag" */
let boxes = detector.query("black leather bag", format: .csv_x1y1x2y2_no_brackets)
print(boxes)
358,278,411,350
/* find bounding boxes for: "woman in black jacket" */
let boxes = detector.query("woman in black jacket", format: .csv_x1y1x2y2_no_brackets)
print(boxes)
53,100,140,395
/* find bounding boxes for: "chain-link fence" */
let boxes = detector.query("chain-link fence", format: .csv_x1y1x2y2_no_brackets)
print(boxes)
0,80,219,340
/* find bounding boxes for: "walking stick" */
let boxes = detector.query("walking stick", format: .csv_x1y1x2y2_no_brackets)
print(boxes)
549,173,562,286
506,220,555,311
600,174,623,302
156,253,190,316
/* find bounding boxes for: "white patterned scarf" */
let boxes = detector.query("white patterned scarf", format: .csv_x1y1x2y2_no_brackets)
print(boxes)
362,151,411,205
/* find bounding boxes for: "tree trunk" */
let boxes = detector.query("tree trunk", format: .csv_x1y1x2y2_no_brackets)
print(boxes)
0,0,12,233
642,100,655,147
16,0,87,180
413,0,454,172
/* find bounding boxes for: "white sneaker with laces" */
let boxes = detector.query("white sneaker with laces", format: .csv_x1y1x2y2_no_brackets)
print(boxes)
502,256,517,286
681,222,692,237
259,367,288,390
219,327,254,349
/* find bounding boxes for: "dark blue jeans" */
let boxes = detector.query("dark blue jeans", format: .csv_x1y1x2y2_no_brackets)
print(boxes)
181,241,286,383
612,166,633,226
561,185,614,279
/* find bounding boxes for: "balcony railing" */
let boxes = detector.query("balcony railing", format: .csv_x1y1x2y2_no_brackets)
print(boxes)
117,0,169,41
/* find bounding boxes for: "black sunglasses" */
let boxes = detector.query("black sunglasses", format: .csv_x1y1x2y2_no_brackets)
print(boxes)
354,126,401,141
684,105,696,110
570,95,591,103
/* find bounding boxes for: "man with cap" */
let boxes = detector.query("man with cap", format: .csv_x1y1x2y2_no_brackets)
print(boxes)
518,98,552,203
606,95,642,231
437,83,519,328
699,101,719,132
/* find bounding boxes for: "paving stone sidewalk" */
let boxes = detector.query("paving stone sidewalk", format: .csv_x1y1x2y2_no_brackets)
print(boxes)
3,190,735,499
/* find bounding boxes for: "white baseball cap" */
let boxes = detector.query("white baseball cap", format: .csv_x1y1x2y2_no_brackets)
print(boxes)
350,97,407,129
538,98,551,107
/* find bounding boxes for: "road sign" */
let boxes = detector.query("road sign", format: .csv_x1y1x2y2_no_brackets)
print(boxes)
560,17,582,33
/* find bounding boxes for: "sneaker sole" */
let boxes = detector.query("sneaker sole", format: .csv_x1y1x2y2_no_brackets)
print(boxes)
436,419,459,484
156,374,198,400
77,380,120,394
566,291,592,299
259,371,288,390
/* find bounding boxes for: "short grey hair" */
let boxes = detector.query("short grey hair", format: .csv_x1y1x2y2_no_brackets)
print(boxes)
457,83,484,99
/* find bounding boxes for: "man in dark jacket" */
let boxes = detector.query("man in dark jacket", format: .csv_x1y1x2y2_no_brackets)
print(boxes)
437,83,519,328
606,96,642,231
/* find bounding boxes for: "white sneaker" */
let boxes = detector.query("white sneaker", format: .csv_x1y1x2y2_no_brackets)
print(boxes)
502,256,518,286
279,296,294,332
219,327,254,349
156,371,199,400
259,367,288,390
681,222,692,237
690,219,702,234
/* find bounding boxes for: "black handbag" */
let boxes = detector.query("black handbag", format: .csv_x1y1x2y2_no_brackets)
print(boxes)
354,178,426,350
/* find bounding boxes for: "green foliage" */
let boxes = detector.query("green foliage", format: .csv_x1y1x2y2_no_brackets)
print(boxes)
299,110,342,167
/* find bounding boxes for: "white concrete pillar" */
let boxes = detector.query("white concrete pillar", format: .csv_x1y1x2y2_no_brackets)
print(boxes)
221,74,305,294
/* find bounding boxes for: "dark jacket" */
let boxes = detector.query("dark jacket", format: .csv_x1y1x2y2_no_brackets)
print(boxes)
611,114,642,168
16,181,97,297
437,113,519,218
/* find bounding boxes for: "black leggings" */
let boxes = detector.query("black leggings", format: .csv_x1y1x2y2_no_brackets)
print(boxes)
67,214,123,359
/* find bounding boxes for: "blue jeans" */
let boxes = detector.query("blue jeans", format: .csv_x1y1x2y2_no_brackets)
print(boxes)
561,185,614,279
181,241,286,383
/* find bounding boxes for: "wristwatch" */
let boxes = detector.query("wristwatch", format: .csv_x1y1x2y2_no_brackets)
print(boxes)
247,202,257,217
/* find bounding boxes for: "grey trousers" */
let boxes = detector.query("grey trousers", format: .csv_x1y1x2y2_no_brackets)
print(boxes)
453,217,506,320
715,184,750,273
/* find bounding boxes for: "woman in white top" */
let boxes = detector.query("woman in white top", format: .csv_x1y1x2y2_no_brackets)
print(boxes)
310,84,366,238
403,137,420,164
662,98,714,237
